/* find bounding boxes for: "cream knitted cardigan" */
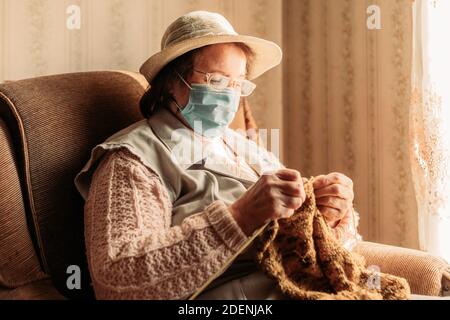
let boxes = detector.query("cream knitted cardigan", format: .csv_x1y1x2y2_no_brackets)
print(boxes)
84,147,360,300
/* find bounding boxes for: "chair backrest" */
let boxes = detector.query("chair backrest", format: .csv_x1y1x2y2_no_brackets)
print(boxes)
0,71,146,298
0,70,256,299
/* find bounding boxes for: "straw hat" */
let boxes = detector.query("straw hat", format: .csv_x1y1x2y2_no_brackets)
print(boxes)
139,11,282,84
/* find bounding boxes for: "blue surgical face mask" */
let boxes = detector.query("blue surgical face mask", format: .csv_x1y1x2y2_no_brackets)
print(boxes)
173,76,241,138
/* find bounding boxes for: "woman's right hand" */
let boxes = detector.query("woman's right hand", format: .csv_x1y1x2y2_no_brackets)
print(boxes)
229,168,306,236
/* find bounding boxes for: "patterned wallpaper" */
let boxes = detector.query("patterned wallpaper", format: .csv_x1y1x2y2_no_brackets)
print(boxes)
0,0,283,144
0,0,419,249
283,0,418,249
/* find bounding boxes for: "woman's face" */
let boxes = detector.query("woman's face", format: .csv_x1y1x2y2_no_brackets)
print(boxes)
170,43,247,127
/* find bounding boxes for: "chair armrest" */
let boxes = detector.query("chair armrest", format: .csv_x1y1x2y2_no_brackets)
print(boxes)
0,278,65,300
354,241,450,296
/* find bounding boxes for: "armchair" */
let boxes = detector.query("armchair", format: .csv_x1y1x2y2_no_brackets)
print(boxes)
0,71,448,299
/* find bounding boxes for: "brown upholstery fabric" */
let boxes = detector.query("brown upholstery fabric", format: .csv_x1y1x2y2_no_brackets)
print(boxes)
229,98,259,144
443,270,450,296
0,278,64,300
0,71,146,298
355,241,450,296
0,119,47,288
229,98,247,131
1,70,448,299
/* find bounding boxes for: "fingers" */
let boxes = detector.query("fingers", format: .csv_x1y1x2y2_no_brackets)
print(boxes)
276,180,306,199
314,183,354,200
313,172,353,190
316,196,352,212
275,168,301,182
274,169,306,204
277,192,304,211
260,168,307,220
317,205,346,223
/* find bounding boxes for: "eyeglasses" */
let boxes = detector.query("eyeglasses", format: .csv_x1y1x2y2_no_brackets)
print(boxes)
192,69,257,97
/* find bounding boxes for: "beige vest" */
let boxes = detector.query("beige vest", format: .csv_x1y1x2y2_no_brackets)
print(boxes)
74,106,283,298
75,107,282,224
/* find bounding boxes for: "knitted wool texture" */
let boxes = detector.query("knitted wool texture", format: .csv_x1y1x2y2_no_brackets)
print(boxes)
256,177,411,300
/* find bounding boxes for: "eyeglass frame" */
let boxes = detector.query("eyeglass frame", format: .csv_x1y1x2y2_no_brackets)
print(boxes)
177,69,257,97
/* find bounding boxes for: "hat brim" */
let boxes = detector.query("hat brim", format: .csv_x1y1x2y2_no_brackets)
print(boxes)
139,34,282,84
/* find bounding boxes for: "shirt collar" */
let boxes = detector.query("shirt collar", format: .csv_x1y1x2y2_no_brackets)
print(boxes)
146,106,282,181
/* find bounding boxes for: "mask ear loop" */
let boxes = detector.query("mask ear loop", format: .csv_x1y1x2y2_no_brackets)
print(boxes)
169,95,184,113
176,71,193,89
169,71,192,113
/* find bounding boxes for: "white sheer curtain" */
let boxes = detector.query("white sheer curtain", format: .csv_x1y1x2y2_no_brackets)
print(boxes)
410,0,450,262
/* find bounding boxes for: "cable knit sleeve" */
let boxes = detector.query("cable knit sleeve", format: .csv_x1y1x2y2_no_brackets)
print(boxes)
84,147,249,300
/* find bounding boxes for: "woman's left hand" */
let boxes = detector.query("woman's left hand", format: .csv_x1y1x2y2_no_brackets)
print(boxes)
310,172,354,228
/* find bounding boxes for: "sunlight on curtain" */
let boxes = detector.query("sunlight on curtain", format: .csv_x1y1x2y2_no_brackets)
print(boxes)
410,0,450,262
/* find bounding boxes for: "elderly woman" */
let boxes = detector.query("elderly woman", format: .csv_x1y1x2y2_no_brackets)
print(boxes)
74,11,360,300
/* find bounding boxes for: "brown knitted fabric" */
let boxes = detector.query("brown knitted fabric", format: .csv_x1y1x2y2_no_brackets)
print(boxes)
256,177,411,300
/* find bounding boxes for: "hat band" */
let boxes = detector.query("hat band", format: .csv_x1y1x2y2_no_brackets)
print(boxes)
162,28,238,49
